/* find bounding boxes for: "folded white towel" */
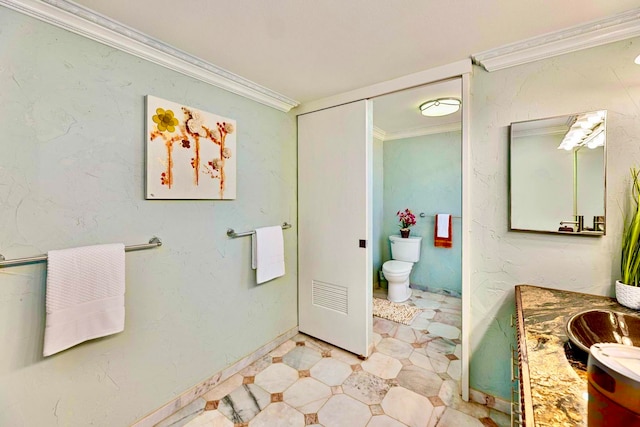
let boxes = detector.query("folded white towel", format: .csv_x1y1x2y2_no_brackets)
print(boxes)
436,214,451,238
252,226,285,284
43,243,125,357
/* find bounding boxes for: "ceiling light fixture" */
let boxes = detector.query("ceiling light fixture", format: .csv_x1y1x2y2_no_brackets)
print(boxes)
419,98,461,117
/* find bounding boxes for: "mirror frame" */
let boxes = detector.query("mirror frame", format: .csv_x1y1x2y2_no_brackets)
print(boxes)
508,111,607,236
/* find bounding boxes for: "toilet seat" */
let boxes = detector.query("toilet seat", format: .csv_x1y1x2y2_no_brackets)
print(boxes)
383,260,413,274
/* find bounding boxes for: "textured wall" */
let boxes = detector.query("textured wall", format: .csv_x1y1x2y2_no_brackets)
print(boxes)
0,8,297,426
470,36,640,399
382,132,462,294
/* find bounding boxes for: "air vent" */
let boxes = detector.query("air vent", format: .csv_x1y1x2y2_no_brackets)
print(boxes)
312,280,348,315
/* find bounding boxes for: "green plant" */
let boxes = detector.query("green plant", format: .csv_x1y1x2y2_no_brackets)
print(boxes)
621,168,640,286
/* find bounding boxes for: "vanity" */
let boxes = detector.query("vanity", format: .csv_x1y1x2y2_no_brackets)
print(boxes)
513,285,638,426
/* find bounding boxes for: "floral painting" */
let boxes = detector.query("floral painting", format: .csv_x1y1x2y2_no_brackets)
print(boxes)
146,95,236,199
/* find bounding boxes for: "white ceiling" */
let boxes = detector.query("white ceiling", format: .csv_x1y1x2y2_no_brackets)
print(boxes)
71,0,639,104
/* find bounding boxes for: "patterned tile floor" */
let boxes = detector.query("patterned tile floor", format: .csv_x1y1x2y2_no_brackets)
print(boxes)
162,288,509,427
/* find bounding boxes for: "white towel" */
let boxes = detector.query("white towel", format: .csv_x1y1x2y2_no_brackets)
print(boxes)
43,243,125,357
251,226,285,284
437,214,451,238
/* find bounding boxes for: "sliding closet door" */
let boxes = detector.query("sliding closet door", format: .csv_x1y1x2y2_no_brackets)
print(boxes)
297,100,373,357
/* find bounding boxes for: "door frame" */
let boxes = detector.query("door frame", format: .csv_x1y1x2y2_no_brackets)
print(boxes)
295,59,472,400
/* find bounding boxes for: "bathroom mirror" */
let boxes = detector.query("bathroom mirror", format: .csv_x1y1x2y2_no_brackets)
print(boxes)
509,110,606,235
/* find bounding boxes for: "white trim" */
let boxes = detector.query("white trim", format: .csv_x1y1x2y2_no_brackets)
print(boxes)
373,126,387,141
383,122,461,141
472,8,640,72
461,72,471,402
296,59,472,115
512,124,568,139
0,0,299,112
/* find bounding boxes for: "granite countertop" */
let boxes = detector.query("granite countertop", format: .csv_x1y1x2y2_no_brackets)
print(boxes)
515,284,639,427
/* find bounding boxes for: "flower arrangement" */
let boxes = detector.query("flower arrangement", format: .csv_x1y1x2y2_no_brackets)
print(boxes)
397,208,417,230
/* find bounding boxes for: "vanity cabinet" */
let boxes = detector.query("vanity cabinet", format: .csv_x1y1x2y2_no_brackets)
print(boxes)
513,285,638,426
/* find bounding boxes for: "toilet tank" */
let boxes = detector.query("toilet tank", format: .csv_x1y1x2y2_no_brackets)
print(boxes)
389,235,422,262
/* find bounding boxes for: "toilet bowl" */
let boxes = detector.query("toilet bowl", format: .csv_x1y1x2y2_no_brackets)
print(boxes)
382,260,414,302
382,235,422,303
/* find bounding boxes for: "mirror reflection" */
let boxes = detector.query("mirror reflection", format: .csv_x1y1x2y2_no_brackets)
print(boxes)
510,110,606,235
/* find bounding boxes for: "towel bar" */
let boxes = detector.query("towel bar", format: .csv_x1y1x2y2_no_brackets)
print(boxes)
227,222,292,238
419,213,462,219
0,237,162,268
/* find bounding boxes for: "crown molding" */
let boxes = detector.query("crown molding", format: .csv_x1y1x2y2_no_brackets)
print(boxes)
373,126,387,141
472,8,640,71
0,0,299,112
383,122,461,141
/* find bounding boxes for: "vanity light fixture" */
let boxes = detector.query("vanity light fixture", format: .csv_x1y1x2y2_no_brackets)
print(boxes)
419,98,461,117
558,111,606,151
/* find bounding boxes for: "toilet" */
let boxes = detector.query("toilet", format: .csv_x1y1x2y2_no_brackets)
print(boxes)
382,235,422,303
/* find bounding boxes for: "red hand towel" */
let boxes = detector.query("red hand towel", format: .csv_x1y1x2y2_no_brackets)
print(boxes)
434,214,453,248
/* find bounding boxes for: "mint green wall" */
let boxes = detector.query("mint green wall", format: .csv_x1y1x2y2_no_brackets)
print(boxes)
382,132,462,294
372,137,384,286
0,7,297,426
470,37,640,400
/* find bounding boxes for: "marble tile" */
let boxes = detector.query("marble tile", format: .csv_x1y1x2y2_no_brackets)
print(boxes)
408,351,434,372
373,317,398,335
202,374,244,402
427,352,451,374
443,296,462,307
412,299,441,309
342,370,391,405
392,325,419,344
417,309,436,320
408,316,431,331
270,340,297,357
248,402,304,427
447,360,461,380
381,386,434,427
426,323,460,340
438,380,489,420
395,365,443,398
283,377,331,413
427,405,446,427
183,409,233,427
433,310,462,328
375,338,413,359
361,352,402,379
330,346,364,365
373,332,383,347
426,337,456,355
317,394,372,427
239,355,272,377
282,346,322,370
454,344,462,359
310,357,352,386
436,408,484,427
156,398,206,427
217,384,270,424
366,415,407,427
254,363,298,393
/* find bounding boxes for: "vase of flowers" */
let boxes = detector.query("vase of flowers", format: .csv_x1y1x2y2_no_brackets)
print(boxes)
397,208,416,238
618,167,640,310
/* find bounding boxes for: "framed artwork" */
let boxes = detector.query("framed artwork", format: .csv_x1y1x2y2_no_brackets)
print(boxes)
146,95,236,199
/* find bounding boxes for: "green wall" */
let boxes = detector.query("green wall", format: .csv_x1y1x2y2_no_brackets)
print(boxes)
0,7,297,426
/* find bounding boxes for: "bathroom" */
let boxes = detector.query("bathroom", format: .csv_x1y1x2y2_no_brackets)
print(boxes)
2,2,640,426
372,80,462,302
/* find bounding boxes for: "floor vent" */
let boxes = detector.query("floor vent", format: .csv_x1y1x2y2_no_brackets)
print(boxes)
312,280,348,315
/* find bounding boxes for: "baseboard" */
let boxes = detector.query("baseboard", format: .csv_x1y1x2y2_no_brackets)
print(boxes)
469,388,511,415
131,326,299,427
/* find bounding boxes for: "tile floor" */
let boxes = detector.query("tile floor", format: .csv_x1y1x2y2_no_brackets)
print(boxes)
161,288,509,427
